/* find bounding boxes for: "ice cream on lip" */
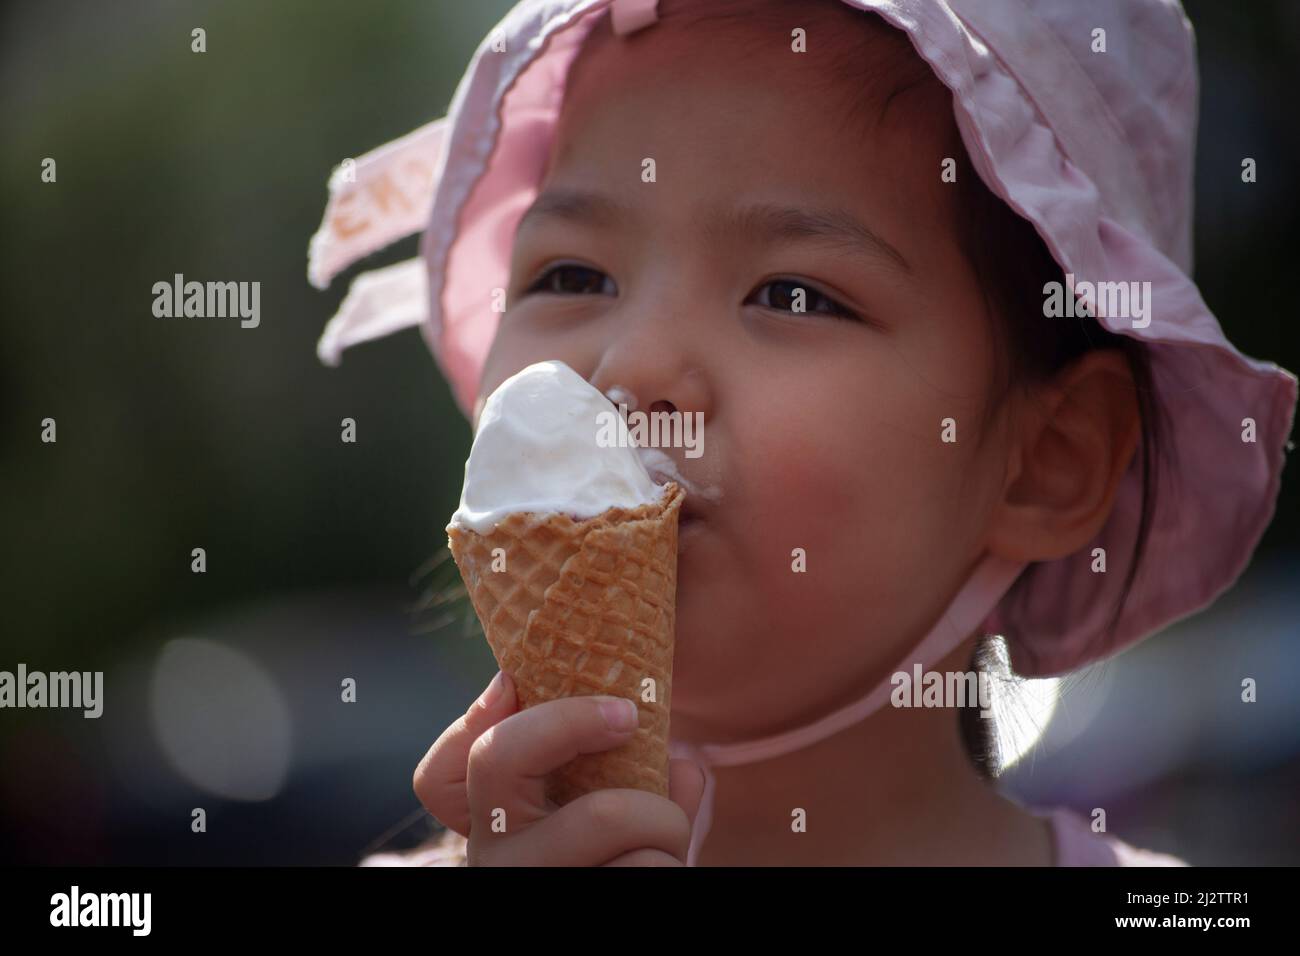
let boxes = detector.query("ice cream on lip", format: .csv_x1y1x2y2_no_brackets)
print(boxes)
598,383,722,510
448,360,674,534
635,447,722,511
602,385,639,413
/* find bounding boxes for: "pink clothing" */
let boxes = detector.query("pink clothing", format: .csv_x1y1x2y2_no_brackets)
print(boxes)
359,829,467,867
357,805,1188,866
1036,806,1189,867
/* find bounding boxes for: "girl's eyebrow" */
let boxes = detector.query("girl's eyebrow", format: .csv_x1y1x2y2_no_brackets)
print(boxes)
714,202,913,276
518,187,912,277
518,188,625,232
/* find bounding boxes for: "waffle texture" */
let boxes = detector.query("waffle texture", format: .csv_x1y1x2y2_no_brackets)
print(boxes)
448,483,683,804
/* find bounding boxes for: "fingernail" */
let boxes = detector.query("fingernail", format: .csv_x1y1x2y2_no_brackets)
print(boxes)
479,671,506,708
600,697,638,731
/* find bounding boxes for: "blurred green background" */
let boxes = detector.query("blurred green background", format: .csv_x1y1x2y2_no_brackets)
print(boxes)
2,0,517,865
1,0,1297,865
3,0,518,650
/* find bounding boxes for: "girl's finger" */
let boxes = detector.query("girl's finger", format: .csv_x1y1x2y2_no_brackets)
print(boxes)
599,848,683,866
465,694,643,836
412,670,518,836
472,787,692,867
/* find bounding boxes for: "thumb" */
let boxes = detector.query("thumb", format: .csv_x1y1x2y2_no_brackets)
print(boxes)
412,669,519,836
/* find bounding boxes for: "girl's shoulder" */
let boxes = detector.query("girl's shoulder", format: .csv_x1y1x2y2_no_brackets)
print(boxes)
358,827,468,867
1039,805,1189,867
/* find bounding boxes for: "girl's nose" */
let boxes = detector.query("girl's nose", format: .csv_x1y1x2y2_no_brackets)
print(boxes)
588,348,711,430
584,272,717,430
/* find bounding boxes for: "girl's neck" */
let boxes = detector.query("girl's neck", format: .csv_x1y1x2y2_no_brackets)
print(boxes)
683,639,1055,866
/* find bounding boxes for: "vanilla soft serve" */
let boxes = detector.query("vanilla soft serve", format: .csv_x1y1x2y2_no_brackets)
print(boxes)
448,360,668,534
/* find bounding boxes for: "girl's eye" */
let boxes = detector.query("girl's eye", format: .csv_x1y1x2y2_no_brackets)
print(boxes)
520,267,859,322
525,263,616,296
748,278,860,321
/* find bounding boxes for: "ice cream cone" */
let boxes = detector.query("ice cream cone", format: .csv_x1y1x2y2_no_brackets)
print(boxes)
447,482,684,805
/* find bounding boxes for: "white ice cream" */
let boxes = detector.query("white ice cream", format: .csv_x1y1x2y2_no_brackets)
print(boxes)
448,360,668,533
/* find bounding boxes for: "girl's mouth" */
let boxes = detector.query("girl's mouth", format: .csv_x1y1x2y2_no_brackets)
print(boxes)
678,514,704,553
649,472,709,539
677,500,707,553
638,452,718,554
637,449,723,504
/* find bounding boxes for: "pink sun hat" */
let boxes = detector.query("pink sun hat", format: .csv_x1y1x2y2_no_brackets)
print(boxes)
309,1,1298,858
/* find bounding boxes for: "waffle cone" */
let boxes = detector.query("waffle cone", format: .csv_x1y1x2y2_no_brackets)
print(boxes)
447,482,684,805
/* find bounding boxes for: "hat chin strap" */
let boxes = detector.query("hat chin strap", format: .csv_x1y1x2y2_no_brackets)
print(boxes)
667,552,1028,866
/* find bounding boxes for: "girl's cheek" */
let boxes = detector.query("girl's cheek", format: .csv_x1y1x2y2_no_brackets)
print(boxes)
736,415,867,566
734,400,964,586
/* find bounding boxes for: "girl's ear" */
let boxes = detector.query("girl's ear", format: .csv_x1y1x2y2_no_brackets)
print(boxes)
985,349,1141,563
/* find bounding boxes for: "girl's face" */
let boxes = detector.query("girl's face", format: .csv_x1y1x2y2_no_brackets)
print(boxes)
475,11,1016,742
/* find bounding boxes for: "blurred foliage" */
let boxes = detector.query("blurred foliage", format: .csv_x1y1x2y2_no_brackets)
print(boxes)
1,1,515,670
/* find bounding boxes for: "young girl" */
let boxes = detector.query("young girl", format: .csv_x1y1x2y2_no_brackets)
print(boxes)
310,0,1296,866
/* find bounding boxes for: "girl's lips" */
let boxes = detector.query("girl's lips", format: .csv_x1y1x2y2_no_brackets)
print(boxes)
679,498,704,523
643,463,714,549
648,470,713,520
640,451,723,509
678,514,705,553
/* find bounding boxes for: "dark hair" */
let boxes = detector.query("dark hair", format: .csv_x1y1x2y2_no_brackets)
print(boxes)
950,149,1170,777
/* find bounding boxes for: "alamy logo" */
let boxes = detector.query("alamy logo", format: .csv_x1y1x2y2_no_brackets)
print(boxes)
596,405,704,459
890,664,993,718
1043,273,1152,328
152,273,260,328
0,664,102,718
50,886,151,936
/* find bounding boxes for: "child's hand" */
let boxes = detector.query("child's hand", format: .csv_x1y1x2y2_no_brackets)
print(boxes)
413,670,707,866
